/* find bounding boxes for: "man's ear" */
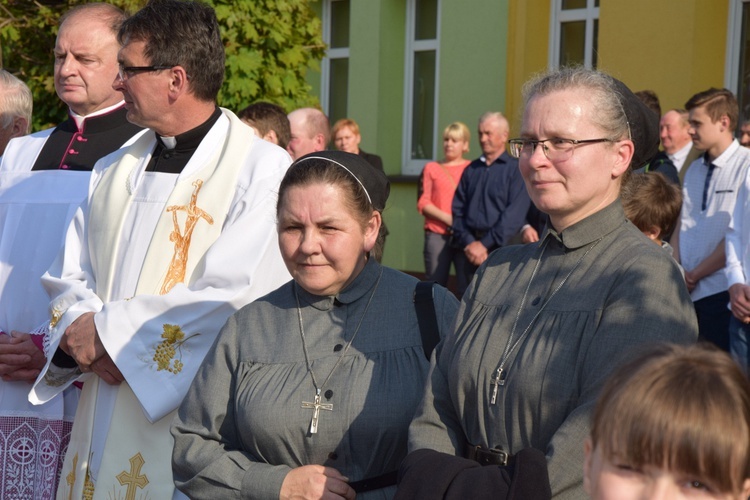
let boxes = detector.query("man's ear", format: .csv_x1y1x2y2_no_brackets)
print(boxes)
263,129,279,146
644,225,662,242
10,116,28,138
718,114,730,132
167,65,190,97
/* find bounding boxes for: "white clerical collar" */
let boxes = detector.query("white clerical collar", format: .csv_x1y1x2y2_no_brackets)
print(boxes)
69,101,126,129
667,141,693,171
159,136,177,149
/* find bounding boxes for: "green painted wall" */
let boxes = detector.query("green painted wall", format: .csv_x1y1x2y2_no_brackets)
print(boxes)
309,0,511,273
383,0,510,272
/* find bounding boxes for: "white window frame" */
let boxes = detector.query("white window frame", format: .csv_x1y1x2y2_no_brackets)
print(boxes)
321,0,350,117
725,0,749,93
548,0,599,69
402,0,441,175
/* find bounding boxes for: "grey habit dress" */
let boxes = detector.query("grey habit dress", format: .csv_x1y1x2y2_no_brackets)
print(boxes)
407,200,698,499
172,259,459,499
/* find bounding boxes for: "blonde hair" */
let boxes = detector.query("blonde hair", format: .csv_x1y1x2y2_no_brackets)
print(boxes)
591,343,750,495
443,121,470,144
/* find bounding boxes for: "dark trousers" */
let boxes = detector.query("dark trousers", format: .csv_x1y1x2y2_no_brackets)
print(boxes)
456,257,479,299
694,291,731,352
729,316,750,372
423,231,467,292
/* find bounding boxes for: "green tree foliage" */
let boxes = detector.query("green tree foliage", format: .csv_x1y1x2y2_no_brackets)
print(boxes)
0,0,324,132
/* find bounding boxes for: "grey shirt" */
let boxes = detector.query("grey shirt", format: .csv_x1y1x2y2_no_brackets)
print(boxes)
408,200,698,499
172,259,459,499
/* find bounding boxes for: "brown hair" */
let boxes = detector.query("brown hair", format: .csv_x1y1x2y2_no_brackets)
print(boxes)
277,158,386,260
238,102,291,149
118,0,225,102
620,172,682,238
635,90,661,119
591,343,750,495
685,88,739,130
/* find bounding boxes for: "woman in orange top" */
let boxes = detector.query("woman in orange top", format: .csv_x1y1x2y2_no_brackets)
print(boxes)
417,122,471,289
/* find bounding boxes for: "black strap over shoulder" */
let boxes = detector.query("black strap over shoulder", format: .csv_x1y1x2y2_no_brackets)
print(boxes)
414,281,440,360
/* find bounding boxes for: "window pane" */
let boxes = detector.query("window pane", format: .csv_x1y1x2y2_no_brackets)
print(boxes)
559,21,586,66
738,4,750,124
329,58,349,126
562,0,587,9
330,0,350,49
411,50,436,160
415,0,438,40
592,19,599,68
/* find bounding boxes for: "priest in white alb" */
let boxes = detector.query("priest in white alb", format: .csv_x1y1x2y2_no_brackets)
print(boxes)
0,5,145,499
29,2,292,498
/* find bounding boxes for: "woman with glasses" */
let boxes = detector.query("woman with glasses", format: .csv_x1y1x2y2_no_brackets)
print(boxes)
400,67,699,499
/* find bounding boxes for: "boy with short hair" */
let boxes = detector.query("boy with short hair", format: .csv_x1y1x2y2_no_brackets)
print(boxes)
673,87,750,352
621,172,682,257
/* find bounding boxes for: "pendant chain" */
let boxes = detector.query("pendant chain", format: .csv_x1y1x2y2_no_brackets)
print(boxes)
295,267,383,432
489,236,603,404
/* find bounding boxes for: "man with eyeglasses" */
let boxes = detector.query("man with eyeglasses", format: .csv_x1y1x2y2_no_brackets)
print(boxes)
28,1,291,498
451,111,530,297
0,5,143,498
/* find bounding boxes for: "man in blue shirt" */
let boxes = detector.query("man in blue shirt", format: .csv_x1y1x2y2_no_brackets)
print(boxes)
451,111,530,297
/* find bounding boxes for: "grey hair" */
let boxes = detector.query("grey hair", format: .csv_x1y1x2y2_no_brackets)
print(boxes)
522,66,630,141
479,111,509,131
0,70,32,132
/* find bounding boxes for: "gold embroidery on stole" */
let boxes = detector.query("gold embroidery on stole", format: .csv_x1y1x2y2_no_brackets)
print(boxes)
65,453,96,499
115,452,149,500
66,453,77,500
160,179,214,294
82,465,95,500
50,306,62,328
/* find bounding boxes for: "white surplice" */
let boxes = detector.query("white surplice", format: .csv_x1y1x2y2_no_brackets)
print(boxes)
0,121,143,499
0,131,84,500
29,110,292,499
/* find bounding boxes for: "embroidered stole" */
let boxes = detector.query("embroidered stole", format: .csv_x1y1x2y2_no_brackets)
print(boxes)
58,110,253,500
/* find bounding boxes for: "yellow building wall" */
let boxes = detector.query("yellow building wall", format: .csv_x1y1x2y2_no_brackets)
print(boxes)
507,0,730,127
506,0,550,135
598,0,728,112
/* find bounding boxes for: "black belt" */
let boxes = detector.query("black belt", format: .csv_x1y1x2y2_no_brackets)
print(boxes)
349,470,398,493
466,445,514,467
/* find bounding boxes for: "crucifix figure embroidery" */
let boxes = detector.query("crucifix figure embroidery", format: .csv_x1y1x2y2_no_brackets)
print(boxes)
160,179,214,295
301,390,332,434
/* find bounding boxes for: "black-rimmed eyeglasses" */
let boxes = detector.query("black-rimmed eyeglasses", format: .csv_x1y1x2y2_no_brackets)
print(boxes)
507,137,614,161
117,65,175,81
